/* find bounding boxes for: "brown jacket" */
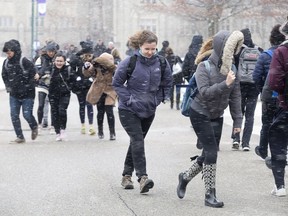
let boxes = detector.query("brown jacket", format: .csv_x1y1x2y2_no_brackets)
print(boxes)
83,53,117,105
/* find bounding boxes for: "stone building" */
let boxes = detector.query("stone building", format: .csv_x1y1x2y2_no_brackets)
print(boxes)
0,0,284,59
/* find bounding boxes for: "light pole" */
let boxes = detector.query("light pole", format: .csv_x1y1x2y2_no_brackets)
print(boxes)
31,0,35,59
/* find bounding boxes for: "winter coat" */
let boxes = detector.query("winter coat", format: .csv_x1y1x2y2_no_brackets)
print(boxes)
69,54,93,94
269,41,288,110
191,30,243,128
182,35,203,81
112,51,173,118
2,54,36,99
83,54,117,106
35,54,54,91
253,46,278,102
48,65,73,98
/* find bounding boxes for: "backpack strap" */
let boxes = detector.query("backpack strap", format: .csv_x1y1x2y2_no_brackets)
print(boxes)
264,50,273,58
126,55,137,80
4,56,25,71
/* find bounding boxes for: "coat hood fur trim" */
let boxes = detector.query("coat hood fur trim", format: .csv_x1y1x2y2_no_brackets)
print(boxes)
92,53,116,72
195,38,213,65
220,31,244,75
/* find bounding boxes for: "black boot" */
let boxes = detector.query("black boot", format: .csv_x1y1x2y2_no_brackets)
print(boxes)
177,161,202,199
109,128,116,140
203,163,224,208
98,126,104,139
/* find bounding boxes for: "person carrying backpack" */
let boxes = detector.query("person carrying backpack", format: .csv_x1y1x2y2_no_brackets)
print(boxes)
231,28,263,151
253,24,286,160
1,39,39,143
267,17,288,197
112,30,172,194
176,30,243,208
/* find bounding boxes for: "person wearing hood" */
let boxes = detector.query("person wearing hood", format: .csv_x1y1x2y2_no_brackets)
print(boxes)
112,30,172,194
157,40,169,57
231,28,263,151
182,35,203,82
267,16,288,197
69,41,95,135
253,24,286,160
83,52,117,140
35,41,58,133
2,39,39,143
176,30,244,208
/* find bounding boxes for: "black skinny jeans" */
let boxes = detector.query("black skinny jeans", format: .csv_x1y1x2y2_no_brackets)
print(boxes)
190,108,223,165
268,108,288,188
119,109,155,179
96,94,115,131
75,90,94,124
38,91,51,125
49,94,70,134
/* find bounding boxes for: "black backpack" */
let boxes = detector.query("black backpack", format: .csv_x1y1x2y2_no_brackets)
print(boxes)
126,54,167,80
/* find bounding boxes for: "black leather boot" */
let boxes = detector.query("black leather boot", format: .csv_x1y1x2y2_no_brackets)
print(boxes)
109,128,116,140
203,163,224,208
98,126,104,139
177,161,202,199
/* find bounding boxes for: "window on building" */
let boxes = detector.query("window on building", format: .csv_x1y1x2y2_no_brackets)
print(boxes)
140,0,156,4
0,16,13,27
139,18,157,33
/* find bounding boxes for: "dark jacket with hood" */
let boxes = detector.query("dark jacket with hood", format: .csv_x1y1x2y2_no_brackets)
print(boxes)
112,51,173,118
2,39,36,99
182,35,203,81
191,30,243,128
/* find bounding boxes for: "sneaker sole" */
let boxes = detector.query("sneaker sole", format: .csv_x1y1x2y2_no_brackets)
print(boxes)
232,143,239,150
122,184,134,189
140,180,154,193
242,147,250,151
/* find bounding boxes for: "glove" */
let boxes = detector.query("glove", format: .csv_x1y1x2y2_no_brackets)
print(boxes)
84,62,91,69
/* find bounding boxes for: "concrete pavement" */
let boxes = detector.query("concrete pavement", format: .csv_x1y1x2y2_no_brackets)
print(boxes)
0,90,287,216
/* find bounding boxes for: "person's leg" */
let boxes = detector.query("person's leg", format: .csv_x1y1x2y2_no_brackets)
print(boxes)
37,91,46,125
170,84,175,109
96,94,106,139
49,96,60,135
76,92,86,134
42,95,49,128
22,98,38,140
9,96,24,140
105,105,115,140
211,117,223,151
86,101,95,135
59,95,70,131
176,85,181,110
268,108,288,196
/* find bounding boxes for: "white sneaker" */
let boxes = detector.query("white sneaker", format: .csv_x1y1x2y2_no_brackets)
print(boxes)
271,185,286,197
50,126,56,135
60,129,66,141
55,134,62,141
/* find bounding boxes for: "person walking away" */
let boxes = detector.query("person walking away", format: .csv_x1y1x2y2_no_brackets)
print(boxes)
182,35,203,82
69,41,95,135
48,52,74,141
267,17,288,197
83,53,117,140
231,28,263,151
176,30,244,207
112,30,172,193
165,47,184,110
2,39,39,143
253,24,286,159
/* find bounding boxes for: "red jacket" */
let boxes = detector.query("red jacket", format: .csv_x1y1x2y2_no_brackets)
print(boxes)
269,41,288,109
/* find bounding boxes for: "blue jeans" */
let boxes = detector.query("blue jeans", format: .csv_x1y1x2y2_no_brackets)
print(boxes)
9,96,38,139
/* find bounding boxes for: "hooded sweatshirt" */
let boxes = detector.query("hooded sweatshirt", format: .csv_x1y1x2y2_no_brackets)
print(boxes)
191,30,243,128
2,39,36,99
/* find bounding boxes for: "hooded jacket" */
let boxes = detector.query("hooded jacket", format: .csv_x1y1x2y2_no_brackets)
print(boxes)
191,30,243,128
83,53,117,105
2,39,36,99
112,51,172,118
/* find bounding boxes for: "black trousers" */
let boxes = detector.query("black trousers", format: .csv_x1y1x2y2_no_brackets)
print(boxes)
119,109,155,179
268,108,288,188
190,108,223,165
96,94,115,131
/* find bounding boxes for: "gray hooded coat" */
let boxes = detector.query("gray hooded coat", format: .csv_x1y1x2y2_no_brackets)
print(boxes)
191,30,243,128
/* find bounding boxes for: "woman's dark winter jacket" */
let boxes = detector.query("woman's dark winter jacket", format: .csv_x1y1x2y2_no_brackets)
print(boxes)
2,53,36,99
253,46,278,102
48,65,73,98
112,51,173,118
191,30,243,128
36,53,54,90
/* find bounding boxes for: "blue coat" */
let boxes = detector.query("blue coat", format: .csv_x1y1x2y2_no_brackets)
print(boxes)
112,51,172,118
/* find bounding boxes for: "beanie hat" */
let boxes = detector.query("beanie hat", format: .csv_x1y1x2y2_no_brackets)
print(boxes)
77,41,93,55
2,39,21,53
280,16,288,37
162,40,169,48
270,24,286,46
45,43,58,52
